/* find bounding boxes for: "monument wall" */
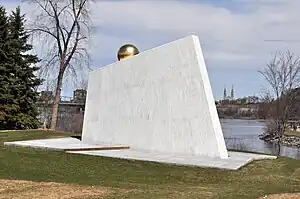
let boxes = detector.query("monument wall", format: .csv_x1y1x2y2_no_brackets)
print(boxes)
82,35,228,159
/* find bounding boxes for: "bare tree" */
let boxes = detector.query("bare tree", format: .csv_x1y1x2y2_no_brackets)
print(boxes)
259,51,300,154
25,0,91,130
79,76,89,90
257,88,274,119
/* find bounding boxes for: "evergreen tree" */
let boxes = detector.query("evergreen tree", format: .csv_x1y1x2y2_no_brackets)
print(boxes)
0,6,42,130
0,6,15,130
8,6,43,129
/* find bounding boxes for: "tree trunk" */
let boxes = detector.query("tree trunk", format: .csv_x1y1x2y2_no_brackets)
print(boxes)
50,67,64,130
277,121,285,156
277,137,282,156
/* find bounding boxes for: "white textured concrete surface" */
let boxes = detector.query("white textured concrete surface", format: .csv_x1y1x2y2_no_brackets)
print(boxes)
68,150,277,170
82,35,228,159
4,137,277,170
4,138,125,151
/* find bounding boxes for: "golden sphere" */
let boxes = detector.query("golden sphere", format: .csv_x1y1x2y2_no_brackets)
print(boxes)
117,44,139,61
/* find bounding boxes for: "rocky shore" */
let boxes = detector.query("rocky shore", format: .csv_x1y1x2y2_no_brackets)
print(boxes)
259,134,300,147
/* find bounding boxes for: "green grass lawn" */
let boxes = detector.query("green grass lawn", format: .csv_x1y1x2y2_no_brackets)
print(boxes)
1,130,300,199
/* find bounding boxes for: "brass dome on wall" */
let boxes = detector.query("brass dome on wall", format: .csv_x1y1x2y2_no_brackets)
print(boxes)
117,44,139,61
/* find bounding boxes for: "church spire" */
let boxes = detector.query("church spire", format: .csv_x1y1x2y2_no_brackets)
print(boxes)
223,85,227,100
231,84,234,100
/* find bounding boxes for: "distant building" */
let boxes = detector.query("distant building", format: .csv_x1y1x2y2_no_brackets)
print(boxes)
72,89,87,103
36,89,87,133
223,84,235,101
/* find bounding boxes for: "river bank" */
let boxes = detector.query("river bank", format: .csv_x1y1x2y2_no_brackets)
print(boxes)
259,133,300,148
221,119,300,159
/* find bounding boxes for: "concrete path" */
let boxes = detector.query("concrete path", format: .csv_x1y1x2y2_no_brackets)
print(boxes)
69,149,276,170
4,137,126,151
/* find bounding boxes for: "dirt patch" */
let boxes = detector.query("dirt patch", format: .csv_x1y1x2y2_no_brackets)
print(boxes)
0,179,112,199
258,193,300,199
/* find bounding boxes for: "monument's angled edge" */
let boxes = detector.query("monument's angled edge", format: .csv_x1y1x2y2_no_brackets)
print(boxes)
192,35,229,159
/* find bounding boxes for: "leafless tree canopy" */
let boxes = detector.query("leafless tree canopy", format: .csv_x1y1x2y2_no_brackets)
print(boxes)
259,51,300,100
259,51,300,150
25,0,92,130
27,0,91,79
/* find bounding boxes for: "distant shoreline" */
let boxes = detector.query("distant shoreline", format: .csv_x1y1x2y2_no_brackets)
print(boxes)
219,116,265,121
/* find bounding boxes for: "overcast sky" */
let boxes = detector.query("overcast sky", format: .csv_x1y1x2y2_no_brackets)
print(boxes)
2,0,300,100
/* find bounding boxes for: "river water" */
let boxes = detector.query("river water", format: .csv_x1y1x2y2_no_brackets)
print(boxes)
221,119,300,160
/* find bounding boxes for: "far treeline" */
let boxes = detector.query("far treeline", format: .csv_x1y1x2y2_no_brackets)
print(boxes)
216,90,300,120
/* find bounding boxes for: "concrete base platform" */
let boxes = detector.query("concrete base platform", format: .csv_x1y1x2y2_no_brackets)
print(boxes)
4,138,277,170
4,137,128,151
68,149,276,170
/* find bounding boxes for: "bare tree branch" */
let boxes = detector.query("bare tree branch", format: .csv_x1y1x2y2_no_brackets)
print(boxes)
28,28,58,39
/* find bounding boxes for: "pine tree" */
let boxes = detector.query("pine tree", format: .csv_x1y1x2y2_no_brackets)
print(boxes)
0,6,42,130
7,6,43,129
0,6,15,130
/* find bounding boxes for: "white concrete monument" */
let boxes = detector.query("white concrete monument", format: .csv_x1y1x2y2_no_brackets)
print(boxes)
82,35,228,159
4,35,277,170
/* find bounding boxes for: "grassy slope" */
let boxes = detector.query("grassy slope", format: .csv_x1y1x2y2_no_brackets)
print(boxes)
1,130,300,199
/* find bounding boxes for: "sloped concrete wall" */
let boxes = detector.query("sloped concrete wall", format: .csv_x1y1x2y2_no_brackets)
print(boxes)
82,35,228,159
